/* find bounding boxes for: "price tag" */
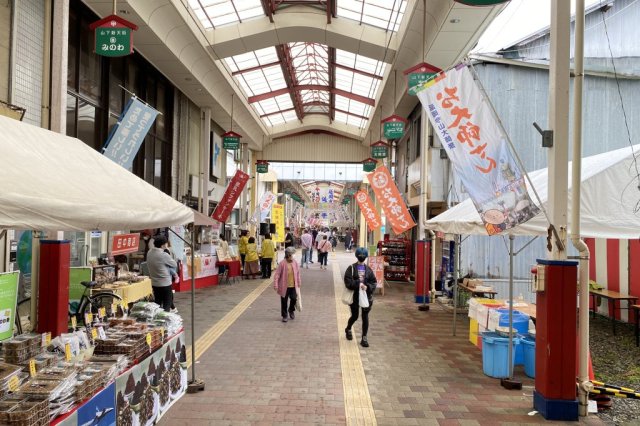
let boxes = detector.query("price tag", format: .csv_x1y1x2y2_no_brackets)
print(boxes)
64,343,72,361
99,307,106,318
45,332,51,346
146,333,152,347
120,300,128,311
91,328,98,340
8,376,19,392
97,326,107,340
111,303,118,316
29,359,36,377
159,327,165,341
71,316,77,329
41,333,47,348
85,313,93,325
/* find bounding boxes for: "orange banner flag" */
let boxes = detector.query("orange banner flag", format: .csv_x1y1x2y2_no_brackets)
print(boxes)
367,165,416,234
355,190,382,231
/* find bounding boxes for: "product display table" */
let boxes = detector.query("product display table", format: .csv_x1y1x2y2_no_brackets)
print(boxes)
589,289,637,335
92,278,153,304
458,283,498,299
216,260,242,284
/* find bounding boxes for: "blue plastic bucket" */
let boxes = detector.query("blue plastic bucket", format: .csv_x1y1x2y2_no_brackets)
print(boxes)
493,309,529,365
521,335,536,378
481,332,520,378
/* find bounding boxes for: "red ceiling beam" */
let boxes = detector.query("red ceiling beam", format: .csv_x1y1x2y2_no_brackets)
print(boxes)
334,108,368,121
231,60,281,76
260,0,275,22
276,44,305,121
248,85,375,106
328,47,336,122
260,104,369,122
333,63,383,80
260,107,296,118
271,1,336,24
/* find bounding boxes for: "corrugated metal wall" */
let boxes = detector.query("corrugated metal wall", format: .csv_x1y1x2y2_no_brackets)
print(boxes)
262,134,369,162
0,1,10,103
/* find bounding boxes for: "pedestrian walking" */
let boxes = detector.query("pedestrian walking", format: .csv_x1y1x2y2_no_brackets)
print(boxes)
238,230,249,268
344,228,352,252
243,237,260,279
343,247,377,347
261,233,276,278
284,227,294,249
273,247,301,322
300,228,313,268
317,235,331,269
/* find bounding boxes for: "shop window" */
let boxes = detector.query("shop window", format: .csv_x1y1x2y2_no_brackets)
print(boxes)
154,138,163,189
156,80,166,139
79,17,103,102
109,57,124,113
66,94,77,137
77,99,103,151
67,9,78,89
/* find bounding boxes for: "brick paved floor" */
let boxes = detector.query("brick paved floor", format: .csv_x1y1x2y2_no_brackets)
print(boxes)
160,251,605,426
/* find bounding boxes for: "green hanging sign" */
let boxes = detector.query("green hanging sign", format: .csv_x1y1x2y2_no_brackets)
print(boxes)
382,115,408,140
404,62,442,96
222,131,241,150
362,158,377,173
89,15,138,58
256,160,269,173
371,141,389,159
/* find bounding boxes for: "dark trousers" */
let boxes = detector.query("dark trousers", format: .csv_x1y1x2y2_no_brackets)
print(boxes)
240,254,246,268
281,287,297,318
318,252,328,266
346,301,371,337
153,285,173,312
261,258,272,278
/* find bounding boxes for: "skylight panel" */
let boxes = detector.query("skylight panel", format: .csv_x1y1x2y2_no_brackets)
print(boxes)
336,0,407,32
188,0,265,29
282,110,299,122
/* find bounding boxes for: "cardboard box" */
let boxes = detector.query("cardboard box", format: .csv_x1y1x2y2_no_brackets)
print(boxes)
464,278,483,288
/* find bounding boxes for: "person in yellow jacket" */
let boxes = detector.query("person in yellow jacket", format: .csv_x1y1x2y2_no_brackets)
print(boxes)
261,233,276,279
244,237,260,279
238,230,249,268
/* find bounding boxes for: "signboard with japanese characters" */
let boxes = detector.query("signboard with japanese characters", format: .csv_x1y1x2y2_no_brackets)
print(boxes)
367,256,385,289
222,131,241,150
404,62,442,96
371,141,389,159
354,191,382,231
382,115,407,139
362,158,377,173
367,165,416,235
211,169,249,223
111,233,141,256
89,15,138,58
417,64,539,235
271,204,285,243
256,160,269,173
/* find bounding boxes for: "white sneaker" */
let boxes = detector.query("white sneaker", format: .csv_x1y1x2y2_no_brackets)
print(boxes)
171,308,178,314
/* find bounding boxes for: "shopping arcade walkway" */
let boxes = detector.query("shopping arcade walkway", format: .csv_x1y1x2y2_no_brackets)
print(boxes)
160,251,604,425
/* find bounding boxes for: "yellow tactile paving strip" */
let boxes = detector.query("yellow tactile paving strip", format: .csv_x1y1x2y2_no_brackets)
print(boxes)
333,263,377,426
185,279,271,367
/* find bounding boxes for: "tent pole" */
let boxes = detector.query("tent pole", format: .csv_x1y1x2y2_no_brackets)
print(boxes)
501,234,521,390
452,234,460,336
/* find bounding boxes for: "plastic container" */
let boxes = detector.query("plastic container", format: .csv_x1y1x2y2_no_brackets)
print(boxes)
521,335,536,378
481,332,520,378
488,309,529,365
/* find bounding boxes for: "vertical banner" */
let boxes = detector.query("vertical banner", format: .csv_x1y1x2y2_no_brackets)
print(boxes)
271,204,285,243
417,65,539,235
102,97,159,170
367,256,385,289
249,191,277,224
355,191,382,231
211,169,250,223
366,165,416,234
0,272,20,342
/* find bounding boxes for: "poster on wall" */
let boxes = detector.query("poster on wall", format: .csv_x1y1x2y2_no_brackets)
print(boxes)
0,272,19,342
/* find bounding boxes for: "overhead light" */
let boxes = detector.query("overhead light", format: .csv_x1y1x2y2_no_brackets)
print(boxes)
450,18,460,24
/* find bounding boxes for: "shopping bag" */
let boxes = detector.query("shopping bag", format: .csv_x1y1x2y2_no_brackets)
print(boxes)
295,287,302,311
359,288,370,308
341,287,354,305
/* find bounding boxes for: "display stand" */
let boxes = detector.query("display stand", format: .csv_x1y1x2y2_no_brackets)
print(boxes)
378,239,411,282
174,255,219,292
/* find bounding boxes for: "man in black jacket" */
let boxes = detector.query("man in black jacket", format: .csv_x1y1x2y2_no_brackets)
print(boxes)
284,227,294,249
343,247,378,347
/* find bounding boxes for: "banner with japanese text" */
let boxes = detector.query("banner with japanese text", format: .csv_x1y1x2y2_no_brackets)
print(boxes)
111,233,140,255
103,97,158,170
366,166,416,235
0,272,19,341
249,191,277,224
367,256,385,289
271,203,285,242
211,169,249,223
417,65,539,235
355,191,382,231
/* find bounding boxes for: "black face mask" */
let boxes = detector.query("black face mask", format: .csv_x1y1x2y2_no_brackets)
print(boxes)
356,255,367,262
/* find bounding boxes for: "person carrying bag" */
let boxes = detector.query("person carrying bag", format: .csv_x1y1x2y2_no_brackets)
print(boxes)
343,247,377,347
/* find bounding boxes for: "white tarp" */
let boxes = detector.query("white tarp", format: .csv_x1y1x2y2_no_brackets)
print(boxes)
0,115,196,231
427,145,640,239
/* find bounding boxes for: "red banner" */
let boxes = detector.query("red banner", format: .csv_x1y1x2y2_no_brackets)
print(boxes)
367,165,416,234
111,233,140,256
211,169,250,223
355,190,382,231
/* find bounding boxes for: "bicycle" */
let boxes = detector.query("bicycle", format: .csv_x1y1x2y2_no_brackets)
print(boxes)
71,281,122,325
14,297,32,335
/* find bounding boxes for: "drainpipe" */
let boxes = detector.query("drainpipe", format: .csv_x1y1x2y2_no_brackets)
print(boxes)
572,0,592,416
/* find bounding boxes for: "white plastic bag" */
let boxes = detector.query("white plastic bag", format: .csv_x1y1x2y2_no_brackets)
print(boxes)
359,288,370,308
342,287,354,305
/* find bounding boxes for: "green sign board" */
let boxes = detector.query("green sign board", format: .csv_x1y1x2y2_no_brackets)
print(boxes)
95,27,131,57
0,272,20,342
257,163,269,173
383,121,405,139
223,136,240,150
342,197,350,205
454,0,510,5
408,72,436,96
372,144,388,159
363,160,377,173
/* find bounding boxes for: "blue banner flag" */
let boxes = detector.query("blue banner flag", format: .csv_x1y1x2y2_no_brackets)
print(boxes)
102,97,158,169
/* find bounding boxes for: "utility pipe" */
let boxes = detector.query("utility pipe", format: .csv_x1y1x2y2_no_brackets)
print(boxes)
571,0,592,416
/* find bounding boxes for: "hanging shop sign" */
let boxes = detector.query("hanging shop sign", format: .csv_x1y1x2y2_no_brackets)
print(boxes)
355,191,382,231
371,141,389,159
367,165,416,235
256,160,269,173
211,169,250,223
89,15,138,57
404,62,442,96
454,0,510,5
341,197,350,205
382,115,408,139
0,272,19,342
102,97,158,169
362,158,378,173
222,131,241,150
111,233,141,256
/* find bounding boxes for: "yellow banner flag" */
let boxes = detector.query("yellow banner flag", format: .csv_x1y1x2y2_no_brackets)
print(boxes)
271,203,285,242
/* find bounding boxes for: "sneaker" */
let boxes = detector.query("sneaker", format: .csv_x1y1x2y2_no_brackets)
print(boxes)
170,308,179,314
289,311,295,320
345,328,353,340
360,336,369,347
282,316,288,323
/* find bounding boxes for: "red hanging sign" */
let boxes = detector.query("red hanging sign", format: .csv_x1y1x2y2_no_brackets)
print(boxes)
111,233,140,256
355,191,382,231
367,165,416,234
211,169,250,223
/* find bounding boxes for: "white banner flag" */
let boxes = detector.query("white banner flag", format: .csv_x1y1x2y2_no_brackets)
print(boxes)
417,65,539,235
249,191,277,224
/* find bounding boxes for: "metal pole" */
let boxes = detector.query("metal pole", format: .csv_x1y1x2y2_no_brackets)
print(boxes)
452,235,460,336
190,229,196,383
419,238,429,311
508,234,514,379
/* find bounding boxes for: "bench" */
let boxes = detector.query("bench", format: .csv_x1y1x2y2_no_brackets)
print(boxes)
589,289,638,335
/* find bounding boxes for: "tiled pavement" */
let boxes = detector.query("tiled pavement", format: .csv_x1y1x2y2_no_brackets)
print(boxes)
160,251,605,426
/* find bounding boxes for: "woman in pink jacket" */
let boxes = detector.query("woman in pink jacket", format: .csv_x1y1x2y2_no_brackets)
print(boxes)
273,246,301,322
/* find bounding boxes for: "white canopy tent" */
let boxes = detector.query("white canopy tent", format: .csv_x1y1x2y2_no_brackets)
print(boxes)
0,115,216,231
426,145,640,238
